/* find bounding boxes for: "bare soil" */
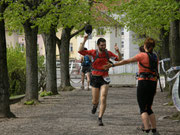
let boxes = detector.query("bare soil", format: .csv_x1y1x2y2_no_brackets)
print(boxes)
0,87,180,135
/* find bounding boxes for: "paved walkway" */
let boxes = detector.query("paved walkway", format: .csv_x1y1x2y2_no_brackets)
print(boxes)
0,87,180,135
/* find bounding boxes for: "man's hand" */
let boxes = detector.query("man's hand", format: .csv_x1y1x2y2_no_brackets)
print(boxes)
114,44,119,53
114,44,122,61
103,62,113,70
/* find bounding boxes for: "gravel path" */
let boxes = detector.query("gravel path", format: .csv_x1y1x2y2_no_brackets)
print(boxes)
0,87,180,135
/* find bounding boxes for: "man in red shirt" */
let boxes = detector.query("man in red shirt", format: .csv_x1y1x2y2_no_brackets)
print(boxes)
78,35,122,126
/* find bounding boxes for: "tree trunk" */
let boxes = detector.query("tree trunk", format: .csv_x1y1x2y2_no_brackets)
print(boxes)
42,28,58,94
169,20,180,66
58,28,74,91
169,19,180,96
159,28,171,91
24,21,39,101
0,4,15,117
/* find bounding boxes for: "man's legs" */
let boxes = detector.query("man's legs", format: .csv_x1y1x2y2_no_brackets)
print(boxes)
86,72,91,90
91,86,100,109
96,84,108,126
81,72,85,89
98,84,109,118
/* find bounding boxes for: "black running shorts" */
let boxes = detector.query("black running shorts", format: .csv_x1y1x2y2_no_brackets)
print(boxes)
81,66,91,74
90,75,110,89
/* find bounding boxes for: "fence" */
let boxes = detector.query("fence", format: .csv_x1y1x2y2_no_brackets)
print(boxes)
109,63,138,74
68,61,138,75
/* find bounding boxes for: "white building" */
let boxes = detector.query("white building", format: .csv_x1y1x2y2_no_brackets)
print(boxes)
122,28,139,59
77,26,122,59
77,26,139,60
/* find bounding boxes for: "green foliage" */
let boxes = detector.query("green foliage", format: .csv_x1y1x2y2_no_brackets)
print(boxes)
24,100,34,105
7,45,45,96
7,45,26,96
3,0,122,35
39,91,53,97
112,0,180,40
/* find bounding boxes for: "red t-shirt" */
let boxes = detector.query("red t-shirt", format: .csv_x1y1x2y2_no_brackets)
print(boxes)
78,49,119,77
135,52,158,81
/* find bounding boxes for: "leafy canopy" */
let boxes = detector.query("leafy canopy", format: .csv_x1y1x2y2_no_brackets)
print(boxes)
3,0,122,34
111,0,180,40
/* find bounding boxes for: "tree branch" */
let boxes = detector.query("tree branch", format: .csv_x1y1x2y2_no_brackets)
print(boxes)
70,26,85,39
0,1,9,12
56,36,61,48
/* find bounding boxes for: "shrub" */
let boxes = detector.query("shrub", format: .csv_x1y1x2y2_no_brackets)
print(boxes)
7,46,26,96
7,45,46,96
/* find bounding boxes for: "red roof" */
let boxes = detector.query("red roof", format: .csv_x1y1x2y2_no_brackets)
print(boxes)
93,0,130,11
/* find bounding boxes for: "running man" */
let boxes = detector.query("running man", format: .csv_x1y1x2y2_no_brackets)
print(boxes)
104,38,160,135
80,47,92,90
78,35,122,126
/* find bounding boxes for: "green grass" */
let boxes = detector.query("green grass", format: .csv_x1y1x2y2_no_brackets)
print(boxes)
10,94,25,100
24,100,35,105
40,91,53,97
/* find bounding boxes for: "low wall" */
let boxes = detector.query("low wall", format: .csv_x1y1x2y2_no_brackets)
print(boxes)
109,74,137,87
109,74,165,88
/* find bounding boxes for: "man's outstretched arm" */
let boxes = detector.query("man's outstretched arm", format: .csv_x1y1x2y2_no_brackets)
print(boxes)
78,35,88,52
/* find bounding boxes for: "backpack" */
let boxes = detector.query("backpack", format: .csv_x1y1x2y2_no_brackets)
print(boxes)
139,52,158,73
91,49,110,72
82,55,91,66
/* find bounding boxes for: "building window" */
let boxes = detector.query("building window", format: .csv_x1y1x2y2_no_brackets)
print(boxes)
121,41,124,48
97,27,105,35
19,43,24,52
70,43,73,52
115,26,118,37
121,53,124,59
121,27,124,35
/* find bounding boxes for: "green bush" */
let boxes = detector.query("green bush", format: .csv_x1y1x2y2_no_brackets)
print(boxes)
7,45,46,96
7,46,26,96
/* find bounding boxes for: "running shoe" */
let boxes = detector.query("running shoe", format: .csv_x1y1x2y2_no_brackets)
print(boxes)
136,124,145,132
98,117,104,126
91,105,97,114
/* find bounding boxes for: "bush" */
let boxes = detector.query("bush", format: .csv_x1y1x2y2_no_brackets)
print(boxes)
7,46,26,96
7,45,46,96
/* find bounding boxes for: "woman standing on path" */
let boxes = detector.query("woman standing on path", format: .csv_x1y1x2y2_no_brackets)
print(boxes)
104,38,160,135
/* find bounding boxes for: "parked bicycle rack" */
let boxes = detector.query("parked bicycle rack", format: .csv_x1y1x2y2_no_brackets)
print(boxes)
160,58,180,111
